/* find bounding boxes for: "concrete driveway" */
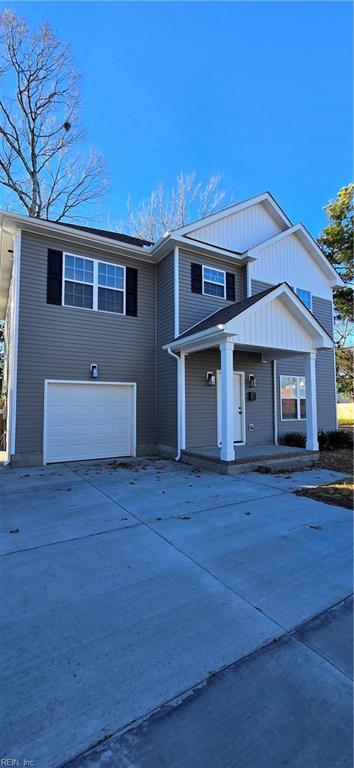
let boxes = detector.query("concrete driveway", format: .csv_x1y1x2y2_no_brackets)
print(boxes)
0,458,352,768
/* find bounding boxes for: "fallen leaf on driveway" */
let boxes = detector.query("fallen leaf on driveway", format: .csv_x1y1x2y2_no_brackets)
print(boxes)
9,528,20,534
310,525,322,530
177,515,191,520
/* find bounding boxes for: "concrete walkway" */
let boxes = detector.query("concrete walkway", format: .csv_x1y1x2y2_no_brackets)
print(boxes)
0,458,352,768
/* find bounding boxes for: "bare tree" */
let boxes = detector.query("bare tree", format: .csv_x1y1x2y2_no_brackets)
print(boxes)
0,9,108,221
121,171,230,241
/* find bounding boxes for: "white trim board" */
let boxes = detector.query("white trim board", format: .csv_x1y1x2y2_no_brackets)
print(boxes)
8,229,21,457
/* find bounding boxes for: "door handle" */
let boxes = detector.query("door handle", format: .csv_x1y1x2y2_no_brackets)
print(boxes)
238,408,242,415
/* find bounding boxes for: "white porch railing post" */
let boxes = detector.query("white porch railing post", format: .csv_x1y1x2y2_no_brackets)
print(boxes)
305,352,319,451
220,338,235,461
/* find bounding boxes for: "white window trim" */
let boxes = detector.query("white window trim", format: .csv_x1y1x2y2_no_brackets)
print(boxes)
294,287,312,311
280,374,307,421
62,252,126,315
202,265,226,299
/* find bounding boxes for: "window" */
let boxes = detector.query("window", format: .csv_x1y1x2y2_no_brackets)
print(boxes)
63,254,125,314
64,255,94,309
202,266,226,298
280,375,306,420
294,287,312,310
98,262,124,314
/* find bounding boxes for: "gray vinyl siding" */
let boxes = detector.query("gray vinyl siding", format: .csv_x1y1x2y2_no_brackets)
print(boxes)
179,250,244,335
15,232,156,460
186,349,274,448
276,295,336,437
156,251,177,453
251,279,271,295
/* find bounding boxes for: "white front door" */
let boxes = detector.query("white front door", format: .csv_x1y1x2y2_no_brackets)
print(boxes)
217,371,245,445
233,372,243,442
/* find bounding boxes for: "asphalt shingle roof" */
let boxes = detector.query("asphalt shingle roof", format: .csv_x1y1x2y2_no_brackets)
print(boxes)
176,284,282,340
56,221,153,247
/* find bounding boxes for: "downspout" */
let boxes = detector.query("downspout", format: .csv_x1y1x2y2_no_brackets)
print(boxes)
167,346,182,461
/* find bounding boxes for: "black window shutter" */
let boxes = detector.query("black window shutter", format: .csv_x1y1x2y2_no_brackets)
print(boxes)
226,272,235,301
126,267,138,316
47,249,63,305
191,263,202,294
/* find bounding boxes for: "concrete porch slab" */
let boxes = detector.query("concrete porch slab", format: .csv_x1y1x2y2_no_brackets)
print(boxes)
182,444,319,475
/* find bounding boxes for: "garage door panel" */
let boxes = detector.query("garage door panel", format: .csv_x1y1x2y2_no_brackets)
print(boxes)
45,382,135,463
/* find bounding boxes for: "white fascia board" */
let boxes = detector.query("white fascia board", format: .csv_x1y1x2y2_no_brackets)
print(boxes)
224,283,334,346
172,192,292,237
152,233,254,265
163,326,229,352
246,224,344,287
1,211,155,262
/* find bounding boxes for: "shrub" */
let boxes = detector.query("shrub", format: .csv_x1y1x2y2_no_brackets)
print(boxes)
280,432,306,448
318,429,353,451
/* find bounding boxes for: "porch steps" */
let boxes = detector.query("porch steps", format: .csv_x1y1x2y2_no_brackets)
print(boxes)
181,449,320,476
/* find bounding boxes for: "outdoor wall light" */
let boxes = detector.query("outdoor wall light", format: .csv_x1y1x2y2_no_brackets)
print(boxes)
90,364,99,379
248,374,257,388
206,371,216,386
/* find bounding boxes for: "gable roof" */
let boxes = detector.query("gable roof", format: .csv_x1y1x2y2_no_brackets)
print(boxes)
177,284,278,340
169,283,333,348
172,191,292,237
245,224,344,287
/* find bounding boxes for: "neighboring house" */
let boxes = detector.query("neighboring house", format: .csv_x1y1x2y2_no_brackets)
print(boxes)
0,192,343,467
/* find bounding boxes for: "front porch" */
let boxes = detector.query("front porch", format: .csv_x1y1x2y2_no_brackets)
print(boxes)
182,443,319,475
163,283,334,470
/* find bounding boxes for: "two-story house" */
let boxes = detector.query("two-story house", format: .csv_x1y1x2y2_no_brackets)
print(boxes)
0,192,343,469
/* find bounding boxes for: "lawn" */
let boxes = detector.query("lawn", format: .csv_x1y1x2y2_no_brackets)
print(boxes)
295,449,353,510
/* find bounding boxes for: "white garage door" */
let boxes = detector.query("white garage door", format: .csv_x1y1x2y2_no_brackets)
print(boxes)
44,381,136,463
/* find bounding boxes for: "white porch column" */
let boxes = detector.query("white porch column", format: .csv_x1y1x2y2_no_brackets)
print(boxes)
220,338,235,461
305,352,319,451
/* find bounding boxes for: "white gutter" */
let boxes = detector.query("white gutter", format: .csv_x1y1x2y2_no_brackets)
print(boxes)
1,211,153,260
163,323,225,352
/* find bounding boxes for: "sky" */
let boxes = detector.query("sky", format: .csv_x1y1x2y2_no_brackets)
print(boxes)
1,1,353,236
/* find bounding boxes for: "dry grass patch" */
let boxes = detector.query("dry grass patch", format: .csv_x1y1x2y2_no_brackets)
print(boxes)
295,478,353,510
294,449,353,510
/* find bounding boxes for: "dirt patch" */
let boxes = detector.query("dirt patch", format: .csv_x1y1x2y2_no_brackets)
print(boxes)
256,449,353,476
295,478,353,510
316,449,353,475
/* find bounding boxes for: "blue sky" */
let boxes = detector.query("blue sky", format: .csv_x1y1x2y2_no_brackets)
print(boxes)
3,1,353,235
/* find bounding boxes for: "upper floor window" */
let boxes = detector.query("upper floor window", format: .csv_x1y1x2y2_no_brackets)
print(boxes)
98,262,125,314
64,255,94,309
294,287,312,310
280,375,306,420
63,253,125,314
202,266,226,298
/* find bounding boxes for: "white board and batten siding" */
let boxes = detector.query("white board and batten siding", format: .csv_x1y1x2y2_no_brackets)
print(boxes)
44,381,136,464
230,298,316,353
188,203,283,253
251,234,332,300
